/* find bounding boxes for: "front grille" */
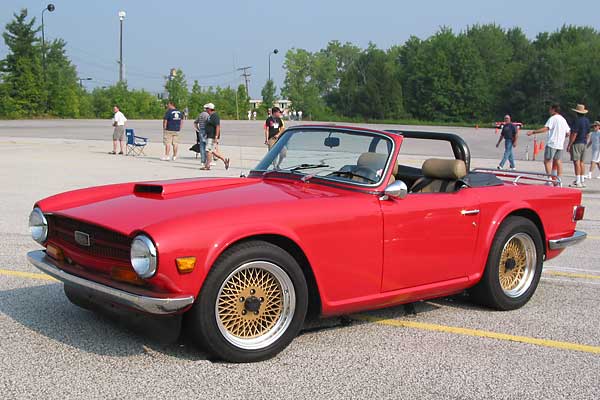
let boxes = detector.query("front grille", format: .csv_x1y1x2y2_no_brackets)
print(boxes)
47,215,130,261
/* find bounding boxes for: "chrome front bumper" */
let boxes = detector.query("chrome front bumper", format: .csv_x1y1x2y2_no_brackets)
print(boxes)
27,250,195,315
548,231,587,250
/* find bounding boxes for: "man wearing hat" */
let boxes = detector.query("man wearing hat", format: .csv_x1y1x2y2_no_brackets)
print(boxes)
586,121,600,179
203,103,230,170
567,104,590,187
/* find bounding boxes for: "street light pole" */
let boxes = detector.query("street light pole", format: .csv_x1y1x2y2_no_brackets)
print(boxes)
268,48,279,82
41,4,55,67
118,11,126,83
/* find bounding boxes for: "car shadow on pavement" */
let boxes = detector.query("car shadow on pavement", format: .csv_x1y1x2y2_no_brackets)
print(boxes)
0,283,209,361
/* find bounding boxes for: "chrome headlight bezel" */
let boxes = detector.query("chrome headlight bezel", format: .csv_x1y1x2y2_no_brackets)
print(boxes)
29,207,48,244
130,234,157,279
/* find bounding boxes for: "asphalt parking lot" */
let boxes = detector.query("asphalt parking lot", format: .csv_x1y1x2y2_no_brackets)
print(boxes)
1,120,598,399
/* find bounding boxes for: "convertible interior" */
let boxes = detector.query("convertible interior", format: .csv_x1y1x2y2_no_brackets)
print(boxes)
345,152,502,193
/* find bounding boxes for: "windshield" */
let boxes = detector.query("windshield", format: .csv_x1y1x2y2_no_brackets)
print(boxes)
253,128,394,186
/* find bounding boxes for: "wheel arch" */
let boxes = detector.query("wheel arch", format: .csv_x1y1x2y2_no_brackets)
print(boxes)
506,208,547,254
209,233,322,319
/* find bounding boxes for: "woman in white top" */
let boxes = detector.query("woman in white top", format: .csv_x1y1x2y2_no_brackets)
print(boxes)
587,121,600,178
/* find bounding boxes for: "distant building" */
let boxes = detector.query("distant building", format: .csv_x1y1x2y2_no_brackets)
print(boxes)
250,99,292,114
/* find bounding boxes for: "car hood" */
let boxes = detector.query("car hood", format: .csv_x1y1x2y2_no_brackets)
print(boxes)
39,177,345,235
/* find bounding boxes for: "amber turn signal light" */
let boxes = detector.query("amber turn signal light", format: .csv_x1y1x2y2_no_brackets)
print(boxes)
111,266,145,285
46,244,64,261
176,257,196,274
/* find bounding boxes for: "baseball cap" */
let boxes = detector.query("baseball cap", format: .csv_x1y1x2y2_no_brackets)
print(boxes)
204,103,215,110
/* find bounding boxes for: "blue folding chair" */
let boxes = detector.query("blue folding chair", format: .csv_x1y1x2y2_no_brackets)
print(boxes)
125,128,149,156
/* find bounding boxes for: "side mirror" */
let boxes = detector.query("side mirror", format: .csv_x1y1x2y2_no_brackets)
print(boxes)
324,137,340,148
381,180,408,200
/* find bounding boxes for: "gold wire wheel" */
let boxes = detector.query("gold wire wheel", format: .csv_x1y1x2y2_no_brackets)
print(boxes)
215,261,295,350
498,233,536,298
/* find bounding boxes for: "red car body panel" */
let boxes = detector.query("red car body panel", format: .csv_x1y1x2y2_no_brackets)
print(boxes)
33,127,583,317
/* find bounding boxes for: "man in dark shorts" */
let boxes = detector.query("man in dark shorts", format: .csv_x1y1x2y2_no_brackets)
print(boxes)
495,114,518,170
162,102,183,161
264,107,285,150
203,103,230,170
567,104,590,187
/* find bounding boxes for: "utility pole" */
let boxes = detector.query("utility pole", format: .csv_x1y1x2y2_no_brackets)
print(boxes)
118,11,126,83
237,66,252,97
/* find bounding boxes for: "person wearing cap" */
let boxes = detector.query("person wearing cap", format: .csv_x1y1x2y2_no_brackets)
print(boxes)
567,104,591,187
527,104,570,185
495,114,518,170
162,101,183,161
587,121,600,179
193,106,210,164
203,103,230,170
264,107,285,150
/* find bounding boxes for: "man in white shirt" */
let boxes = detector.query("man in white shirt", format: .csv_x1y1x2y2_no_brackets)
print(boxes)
527,104,570,185
110,105,127,155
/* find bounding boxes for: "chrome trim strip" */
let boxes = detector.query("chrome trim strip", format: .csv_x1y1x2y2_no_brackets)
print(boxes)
548,231,587,250
472,168,562,187
27,250,194,315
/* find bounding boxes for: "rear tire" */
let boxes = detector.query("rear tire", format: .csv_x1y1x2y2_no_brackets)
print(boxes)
187,240,308,362
469,216,543,310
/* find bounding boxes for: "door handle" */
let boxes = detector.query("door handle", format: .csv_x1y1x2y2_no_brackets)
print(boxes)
461,209,480,216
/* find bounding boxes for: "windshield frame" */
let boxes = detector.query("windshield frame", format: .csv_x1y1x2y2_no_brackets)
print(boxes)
250,125,397,189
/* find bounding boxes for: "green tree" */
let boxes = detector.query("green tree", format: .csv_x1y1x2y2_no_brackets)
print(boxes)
45,39,80,117
261,79,276,114
0,9,44,117
164,68,188,109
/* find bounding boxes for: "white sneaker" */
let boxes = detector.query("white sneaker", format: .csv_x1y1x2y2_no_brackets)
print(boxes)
510,167,516,171
172,156,177,161
586,172,592,179
160,156,170,161
497,166,503,170
569,182,584,188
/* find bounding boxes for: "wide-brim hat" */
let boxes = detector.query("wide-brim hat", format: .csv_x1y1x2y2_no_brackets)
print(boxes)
592,120,600,127
203,103,215,110
571,104,588,114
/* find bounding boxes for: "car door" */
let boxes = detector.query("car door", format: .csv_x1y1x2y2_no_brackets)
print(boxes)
379,189,481,291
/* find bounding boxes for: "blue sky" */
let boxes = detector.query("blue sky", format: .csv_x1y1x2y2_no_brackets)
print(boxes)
1,0,598,97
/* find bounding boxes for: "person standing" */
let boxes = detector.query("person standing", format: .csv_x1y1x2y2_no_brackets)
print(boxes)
527,104,570,185
193,106,210,164
110,105,127,155
496,114,518,170
264,107,285,150
587,121,600,179
567,104,590,187
203,103,230,170
162,102,183,161
298,110,303,121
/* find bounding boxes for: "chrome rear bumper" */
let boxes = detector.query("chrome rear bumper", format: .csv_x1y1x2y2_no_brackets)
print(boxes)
548,231,587,250
27,250,194,315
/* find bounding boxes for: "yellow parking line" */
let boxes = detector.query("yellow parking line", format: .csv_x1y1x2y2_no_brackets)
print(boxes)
353,315,600,354
0,268,57,281
544,270,600,280
588,236,600,240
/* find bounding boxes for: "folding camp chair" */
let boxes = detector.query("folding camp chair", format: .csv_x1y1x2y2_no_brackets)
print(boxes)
125,128,149,156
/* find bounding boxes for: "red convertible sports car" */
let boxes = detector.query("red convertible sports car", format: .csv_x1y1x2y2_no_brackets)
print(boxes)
28,125,586,362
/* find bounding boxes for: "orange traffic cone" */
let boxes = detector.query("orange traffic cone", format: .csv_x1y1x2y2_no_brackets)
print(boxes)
533,138,538,160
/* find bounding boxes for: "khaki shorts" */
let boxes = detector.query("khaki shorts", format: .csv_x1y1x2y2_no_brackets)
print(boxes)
570,143,586,161
206,138,217,152
163,130,180,145
267,137,278,150
544,146,563,161
113,125,125,141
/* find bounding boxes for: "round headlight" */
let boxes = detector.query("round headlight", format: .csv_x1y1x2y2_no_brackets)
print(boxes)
130,235,157,278
29,207,48,244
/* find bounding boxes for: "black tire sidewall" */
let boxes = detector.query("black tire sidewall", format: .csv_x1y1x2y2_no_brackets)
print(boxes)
189,240,308,362
478,216,544,310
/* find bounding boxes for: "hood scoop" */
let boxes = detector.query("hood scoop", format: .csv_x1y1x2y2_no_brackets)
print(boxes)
134,184,163,195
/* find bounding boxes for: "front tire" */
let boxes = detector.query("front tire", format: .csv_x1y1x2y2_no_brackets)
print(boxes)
187,240,308,362
470,216,543,310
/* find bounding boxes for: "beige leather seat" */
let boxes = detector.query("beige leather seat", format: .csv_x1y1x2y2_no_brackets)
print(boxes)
353,152,389,183
410,158,467,193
